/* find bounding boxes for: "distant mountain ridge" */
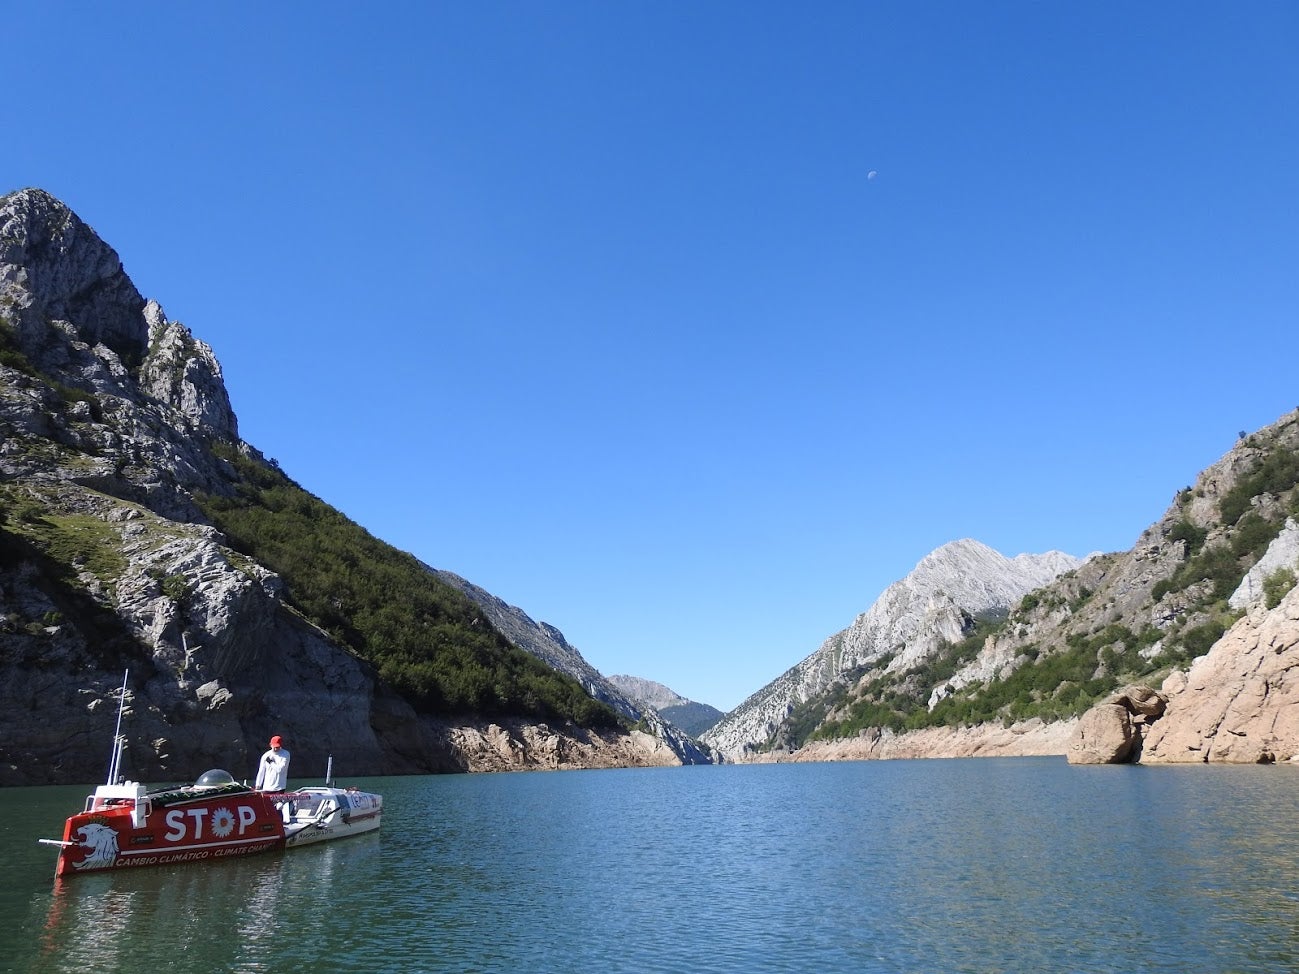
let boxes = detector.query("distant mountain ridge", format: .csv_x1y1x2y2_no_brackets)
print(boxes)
431,573,711,763
713,410,1299,764
701,540,1085,756
607,675,724,738
608,674,690,710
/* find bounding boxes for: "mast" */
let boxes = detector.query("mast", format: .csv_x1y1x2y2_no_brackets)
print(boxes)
105,669,129,785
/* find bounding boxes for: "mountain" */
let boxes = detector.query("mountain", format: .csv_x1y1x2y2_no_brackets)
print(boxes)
607,675,724,737
701,540,1084,757
0,188,697,785
431,574,711,763
713,411,1299,764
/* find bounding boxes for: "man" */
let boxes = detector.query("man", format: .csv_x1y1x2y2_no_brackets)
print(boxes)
255,735,291,791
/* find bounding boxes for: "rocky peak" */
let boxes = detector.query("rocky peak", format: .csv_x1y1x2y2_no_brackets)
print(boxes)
0,188,147,369
701,539,1083,757
1,190,240,505
608,674,690,711
139,300,239,440
1,189,689,783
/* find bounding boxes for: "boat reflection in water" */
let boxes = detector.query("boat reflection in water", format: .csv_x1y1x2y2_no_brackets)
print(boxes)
38,830,382,971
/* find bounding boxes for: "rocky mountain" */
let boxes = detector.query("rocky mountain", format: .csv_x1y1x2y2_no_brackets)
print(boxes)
431,572,711,763
608,674,688,711
607,674,724,737
701,540,1084,757
0,188,696,785
731,410,1299,765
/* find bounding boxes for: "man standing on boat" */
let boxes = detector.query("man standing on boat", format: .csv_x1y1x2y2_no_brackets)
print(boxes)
255,735,291,791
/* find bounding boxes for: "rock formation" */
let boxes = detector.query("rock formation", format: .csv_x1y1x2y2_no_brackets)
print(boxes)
1140,583,1299,763
754,717,1077,763
608,674,724,738
432,570,712,764
0,188,683,784
1065,518,1299,765
608,674,692,711
701,539,1084,757
1066,685,1167,764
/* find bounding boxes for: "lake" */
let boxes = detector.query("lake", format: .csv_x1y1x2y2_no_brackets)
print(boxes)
4,758,1299,973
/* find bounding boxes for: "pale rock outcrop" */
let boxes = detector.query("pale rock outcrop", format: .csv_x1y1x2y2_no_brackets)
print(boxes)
752,717,1077,763
0,187,147,369
702,539,1083,757
1066,685,1166,764
138,301,238,440
430,719,681,772
1229,517,1299,610
1141,583,1299,763
608,674,690,711
0,188,684,784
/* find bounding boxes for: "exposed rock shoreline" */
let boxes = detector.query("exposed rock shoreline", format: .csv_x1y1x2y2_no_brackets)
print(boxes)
430,719,683,773
1066,539,1299,766
740,717,1078,764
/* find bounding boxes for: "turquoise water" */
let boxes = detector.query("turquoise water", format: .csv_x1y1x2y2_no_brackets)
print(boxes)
5,758,1299,973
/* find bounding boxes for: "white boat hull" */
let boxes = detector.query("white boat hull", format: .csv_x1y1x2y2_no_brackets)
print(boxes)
280,786,383,848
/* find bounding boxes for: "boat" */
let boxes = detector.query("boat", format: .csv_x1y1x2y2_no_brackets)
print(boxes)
40,673,383,878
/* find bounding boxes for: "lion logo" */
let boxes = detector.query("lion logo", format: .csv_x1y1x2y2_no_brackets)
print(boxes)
72,823,120,871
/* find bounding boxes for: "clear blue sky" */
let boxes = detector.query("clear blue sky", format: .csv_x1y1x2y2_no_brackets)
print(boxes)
8,3,1297,711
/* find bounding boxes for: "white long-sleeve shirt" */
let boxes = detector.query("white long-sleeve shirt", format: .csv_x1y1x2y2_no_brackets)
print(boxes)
255,747,291,791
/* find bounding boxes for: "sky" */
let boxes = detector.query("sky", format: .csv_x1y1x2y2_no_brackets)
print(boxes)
6,3,1297,711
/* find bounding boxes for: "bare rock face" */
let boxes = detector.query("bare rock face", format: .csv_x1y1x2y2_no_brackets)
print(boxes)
1068,703,1136,764
432,570,712,765
1066,686,1166,764
751,717,1077,763
702,539,1083,757
1,188,680,784
1065,690,1169,768
1229,517,1299,610
429,719,682,773
0,187,147,369
1141,585,1299,764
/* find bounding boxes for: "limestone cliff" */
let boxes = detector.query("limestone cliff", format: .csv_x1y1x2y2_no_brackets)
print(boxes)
1094,526,1299,765
1139,582,1299,763
702,540,1084,757
432,570,711,764
750,411,1299,766
0,188,676,785
607,674,724,738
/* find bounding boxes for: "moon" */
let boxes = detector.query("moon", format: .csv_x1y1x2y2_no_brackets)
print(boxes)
867,170,878,180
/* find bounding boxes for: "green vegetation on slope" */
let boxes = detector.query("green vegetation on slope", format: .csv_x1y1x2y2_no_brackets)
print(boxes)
195,446,621,728
784,435,1299,749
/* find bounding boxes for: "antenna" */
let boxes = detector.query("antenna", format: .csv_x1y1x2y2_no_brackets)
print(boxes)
325,754,334,787
105,669,129,785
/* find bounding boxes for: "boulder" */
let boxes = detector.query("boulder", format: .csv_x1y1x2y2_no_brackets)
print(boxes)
1067,685,1166,764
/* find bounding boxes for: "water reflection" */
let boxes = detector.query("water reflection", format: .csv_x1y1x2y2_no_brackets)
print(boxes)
38,877,137,971
30,833,382,974
15,764,1299,974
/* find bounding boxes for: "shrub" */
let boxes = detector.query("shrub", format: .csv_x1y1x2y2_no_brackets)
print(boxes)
195,450,621,727
1178,619,1227,659
1219,445,1299,525
1168,519,1208,555
161,574,192,603
1264,568,1297,610
1231,512,1279,562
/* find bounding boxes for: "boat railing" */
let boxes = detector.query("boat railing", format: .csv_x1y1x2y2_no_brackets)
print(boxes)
87,782,149,828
